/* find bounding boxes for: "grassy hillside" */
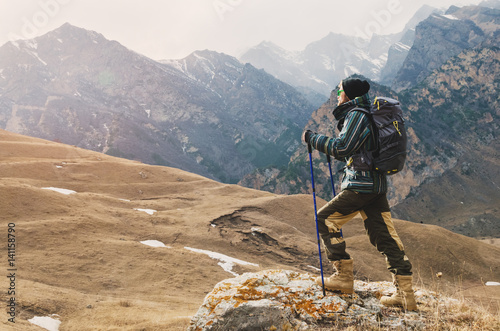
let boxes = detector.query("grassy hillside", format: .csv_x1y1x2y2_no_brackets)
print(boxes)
0,129,498,330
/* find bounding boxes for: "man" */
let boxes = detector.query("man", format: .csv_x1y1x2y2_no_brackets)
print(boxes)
302,77,416,311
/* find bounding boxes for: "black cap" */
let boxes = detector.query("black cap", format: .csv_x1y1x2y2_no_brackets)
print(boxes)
342,78,370,100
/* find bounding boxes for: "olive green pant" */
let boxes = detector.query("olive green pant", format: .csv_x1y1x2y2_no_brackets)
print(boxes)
317,189,412,276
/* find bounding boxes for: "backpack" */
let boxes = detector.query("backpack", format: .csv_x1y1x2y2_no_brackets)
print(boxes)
355,97,407,175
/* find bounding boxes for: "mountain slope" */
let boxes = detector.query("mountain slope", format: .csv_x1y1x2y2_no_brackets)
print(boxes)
391,46,500,236
240,4,499,237
162,50,313,181
391,5,500,91
0,23,314,184
241,46,499,237
238,79,401,202
238,41,329,104
379,5,439,86
1,129,499,329
0,23,212,177
0,129,311,330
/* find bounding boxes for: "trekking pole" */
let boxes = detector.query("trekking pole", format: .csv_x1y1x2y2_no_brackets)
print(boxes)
307,143,326,296
326,154,343,238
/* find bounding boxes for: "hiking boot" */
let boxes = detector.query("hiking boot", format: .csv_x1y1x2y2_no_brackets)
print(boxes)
315,258,354,294
380,274,417,311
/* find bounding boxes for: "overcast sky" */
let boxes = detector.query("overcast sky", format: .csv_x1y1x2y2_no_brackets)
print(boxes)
0,0,484,60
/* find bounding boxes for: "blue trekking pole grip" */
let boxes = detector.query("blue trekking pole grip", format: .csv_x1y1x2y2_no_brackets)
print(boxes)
326,154,342,238
308,142,326,296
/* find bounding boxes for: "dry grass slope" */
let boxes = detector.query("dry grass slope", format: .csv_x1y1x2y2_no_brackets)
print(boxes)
0,129,498,330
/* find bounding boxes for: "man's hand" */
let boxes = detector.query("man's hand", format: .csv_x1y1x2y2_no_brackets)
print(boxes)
302,130,313,144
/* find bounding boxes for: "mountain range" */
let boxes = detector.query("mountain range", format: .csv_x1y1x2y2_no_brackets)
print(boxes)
392,4,500,91
239,5,439,99
0,23,314,184
0,3,499,240
239,3,500,238
239,2,500,97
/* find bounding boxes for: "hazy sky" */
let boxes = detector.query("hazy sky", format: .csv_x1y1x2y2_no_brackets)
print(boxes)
0,0,484,60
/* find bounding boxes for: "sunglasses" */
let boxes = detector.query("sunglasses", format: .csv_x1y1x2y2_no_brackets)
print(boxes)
337,89,344,96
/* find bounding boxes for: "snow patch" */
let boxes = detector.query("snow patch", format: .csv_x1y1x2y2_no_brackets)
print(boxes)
394,42,411,51
321,54,335,71
26,40,38,49
184,246,258,276
140,240,171,248
355,50,373,62
134,208,157,215
441,14,459,20
26,48,47,66
28,315,61,331
162,59,184,73
310,75,329,86
344,65,360,77
259,41,303,64
307,265,321,272
10,41,20,49
41,187,76,195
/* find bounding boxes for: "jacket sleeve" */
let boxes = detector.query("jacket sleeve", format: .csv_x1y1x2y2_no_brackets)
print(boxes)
309,111,371,160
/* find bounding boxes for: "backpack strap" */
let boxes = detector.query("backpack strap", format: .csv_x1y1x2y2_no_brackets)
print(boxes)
349,107,379,154
341,108,377,172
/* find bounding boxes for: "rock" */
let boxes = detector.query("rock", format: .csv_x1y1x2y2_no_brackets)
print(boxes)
188,269,435,330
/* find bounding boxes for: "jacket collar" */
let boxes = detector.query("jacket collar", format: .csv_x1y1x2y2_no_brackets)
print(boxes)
332,93,371,121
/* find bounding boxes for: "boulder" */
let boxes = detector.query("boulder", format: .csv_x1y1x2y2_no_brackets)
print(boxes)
188,269,433,330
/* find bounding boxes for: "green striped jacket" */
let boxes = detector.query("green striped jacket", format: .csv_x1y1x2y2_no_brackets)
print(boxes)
309,93,387,194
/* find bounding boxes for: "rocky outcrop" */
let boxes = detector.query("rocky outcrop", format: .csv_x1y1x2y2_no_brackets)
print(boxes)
379,5,439,86
391,46,500,236
391,5,499,91
188,269,481,330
